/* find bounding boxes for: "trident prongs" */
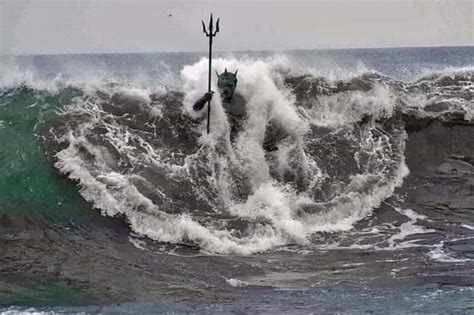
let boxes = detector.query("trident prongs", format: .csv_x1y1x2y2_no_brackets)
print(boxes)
202,20,208,36
214,17,220,35
202,14,220,38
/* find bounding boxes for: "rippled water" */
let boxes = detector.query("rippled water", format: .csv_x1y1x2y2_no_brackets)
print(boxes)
0,46,473,313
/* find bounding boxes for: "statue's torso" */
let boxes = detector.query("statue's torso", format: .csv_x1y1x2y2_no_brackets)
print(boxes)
220,92,286,151
222,93,246,117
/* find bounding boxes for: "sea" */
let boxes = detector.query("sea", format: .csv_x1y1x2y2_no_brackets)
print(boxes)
0,46,473,314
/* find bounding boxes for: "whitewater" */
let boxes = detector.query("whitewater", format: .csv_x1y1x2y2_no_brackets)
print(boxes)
0,47,473,313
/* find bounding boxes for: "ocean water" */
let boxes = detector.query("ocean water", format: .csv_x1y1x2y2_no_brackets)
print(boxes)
0,46,473,314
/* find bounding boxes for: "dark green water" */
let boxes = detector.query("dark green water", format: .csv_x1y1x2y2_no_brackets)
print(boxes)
0,87,88,220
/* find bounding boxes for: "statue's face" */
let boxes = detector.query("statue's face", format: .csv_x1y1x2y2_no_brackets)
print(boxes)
217,70,238,101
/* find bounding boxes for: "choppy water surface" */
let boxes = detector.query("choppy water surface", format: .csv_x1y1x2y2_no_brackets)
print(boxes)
0,47,473,313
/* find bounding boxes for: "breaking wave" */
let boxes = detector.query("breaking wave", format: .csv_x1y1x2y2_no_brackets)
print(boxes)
1,56,472,254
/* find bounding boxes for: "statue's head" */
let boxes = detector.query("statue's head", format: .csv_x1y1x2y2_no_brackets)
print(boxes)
216,68,238,102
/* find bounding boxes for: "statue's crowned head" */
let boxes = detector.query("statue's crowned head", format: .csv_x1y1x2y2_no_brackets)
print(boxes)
216,68,238,102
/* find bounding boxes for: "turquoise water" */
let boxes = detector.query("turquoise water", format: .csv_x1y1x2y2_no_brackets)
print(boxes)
0,87,88,219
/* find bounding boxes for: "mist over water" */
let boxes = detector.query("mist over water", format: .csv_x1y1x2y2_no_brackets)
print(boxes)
0,47,473,313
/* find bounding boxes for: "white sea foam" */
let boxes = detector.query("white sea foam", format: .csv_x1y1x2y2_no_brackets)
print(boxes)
128,235,148,251
429,239,473,263
461,224,474,230
308,84,397,128
0,308,77,315
226,278,249,287
413,65,474,82
387,208,435,249
0,55,175,93
51,57,411,254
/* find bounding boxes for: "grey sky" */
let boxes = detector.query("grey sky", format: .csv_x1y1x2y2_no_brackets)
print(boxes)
1,0,473,55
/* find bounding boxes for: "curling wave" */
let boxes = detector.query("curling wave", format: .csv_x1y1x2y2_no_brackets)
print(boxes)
3,57,472,254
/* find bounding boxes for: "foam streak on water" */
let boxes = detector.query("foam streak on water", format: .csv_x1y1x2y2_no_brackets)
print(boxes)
0,48,473,310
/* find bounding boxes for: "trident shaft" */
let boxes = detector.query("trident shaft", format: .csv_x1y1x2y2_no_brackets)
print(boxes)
202,14,220,134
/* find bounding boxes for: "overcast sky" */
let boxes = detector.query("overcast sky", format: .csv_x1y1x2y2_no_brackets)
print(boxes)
1,0,472,55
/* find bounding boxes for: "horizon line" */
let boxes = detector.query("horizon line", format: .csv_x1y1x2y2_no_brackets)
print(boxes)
1,44,473,58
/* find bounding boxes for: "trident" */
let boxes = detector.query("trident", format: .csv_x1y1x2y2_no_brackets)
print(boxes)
202,13,220,134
